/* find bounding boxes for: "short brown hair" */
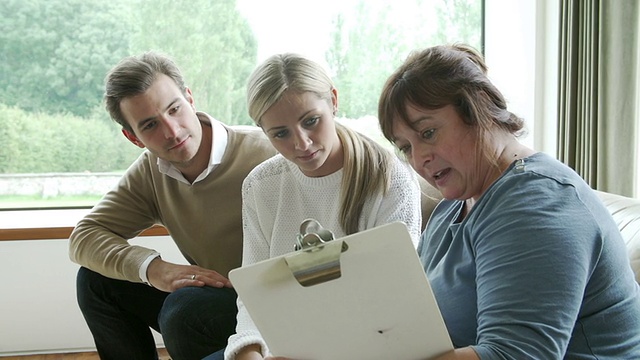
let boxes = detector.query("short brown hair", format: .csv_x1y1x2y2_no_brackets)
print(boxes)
104,51,187,132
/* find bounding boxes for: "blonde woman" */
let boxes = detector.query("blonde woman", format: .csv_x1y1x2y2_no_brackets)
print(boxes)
212,53,424,360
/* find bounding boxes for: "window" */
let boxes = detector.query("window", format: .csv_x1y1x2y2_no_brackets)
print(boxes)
0,0,482,210
484,0,558,156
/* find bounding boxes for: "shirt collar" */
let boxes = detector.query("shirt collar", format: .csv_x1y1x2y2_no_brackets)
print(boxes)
157,112,228,185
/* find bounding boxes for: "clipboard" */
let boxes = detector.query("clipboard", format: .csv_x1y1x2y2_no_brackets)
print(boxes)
229,221,453,360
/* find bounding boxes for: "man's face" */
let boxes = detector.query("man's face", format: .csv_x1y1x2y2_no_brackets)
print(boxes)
120,74,203,171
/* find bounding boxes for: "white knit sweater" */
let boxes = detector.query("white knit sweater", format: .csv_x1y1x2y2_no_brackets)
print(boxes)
225,153,422,359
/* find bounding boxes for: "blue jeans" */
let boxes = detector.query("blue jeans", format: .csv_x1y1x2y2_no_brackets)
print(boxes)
202,348,225,360
76,267,237,360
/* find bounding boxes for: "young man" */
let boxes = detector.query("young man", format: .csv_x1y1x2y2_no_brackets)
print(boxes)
69,52,277,360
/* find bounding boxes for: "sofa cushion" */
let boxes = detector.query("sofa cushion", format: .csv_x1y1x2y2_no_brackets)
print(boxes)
595,190,640,284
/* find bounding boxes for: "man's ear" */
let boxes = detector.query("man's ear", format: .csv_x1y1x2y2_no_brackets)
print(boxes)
185,87,196,111
122,129,145,148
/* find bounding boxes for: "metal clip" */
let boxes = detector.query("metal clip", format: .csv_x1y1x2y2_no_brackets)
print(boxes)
514,158,526,173
285,219,348,287
294,218,336,251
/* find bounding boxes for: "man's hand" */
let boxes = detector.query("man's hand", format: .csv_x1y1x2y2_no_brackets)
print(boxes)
146,257,232,292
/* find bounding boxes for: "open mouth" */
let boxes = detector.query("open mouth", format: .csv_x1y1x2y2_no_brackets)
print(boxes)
434,168,449,180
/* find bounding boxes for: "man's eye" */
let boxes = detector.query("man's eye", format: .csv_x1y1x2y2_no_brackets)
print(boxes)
142,121,156,131
421,129,435,140
168,106,180,115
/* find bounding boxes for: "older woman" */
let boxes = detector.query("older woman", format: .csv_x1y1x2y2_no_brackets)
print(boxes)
378,44,640,359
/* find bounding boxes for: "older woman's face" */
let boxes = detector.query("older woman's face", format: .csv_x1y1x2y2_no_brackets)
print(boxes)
391,104,489,202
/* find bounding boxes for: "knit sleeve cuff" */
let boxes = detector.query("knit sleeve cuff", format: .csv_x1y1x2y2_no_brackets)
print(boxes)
224,331,269,360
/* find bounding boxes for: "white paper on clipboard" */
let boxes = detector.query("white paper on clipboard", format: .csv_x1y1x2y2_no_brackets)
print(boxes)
228,221,453,360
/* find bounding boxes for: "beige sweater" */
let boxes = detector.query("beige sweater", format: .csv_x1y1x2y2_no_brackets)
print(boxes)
69,119,277,282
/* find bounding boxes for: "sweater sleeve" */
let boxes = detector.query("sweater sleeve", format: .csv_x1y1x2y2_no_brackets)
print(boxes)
68,153,161,282
225,173,272,359
469,176,601,359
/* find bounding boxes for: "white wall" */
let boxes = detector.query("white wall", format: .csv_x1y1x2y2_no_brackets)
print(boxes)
0,235,187,355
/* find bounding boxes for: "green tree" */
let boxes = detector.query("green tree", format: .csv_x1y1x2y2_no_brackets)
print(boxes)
326,0,482,119
0,0,257,174
128,0,258,125
0,0,134,116
433,0,483,48
325,1,430,119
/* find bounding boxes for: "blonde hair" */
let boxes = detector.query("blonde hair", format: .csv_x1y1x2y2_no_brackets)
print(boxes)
247,53,392,234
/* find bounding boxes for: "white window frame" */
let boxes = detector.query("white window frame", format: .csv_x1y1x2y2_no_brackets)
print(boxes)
484,0,559,157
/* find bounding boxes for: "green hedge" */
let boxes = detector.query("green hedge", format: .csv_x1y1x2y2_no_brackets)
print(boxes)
0,103,143,173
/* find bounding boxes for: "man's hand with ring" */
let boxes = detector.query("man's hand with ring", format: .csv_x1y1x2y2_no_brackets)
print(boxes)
146,257,231,292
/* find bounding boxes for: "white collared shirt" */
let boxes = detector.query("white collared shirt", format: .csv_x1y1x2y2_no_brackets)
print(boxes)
156,117,228,185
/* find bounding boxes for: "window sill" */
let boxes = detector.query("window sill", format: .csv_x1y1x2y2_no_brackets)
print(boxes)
0,208,168,241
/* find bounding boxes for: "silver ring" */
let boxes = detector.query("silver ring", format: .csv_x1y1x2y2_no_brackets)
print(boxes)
191,274,196,280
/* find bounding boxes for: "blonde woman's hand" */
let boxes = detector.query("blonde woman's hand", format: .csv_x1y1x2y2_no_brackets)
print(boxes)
235,344,265,360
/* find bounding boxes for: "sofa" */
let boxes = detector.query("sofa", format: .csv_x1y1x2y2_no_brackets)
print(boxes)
595,190,640,284
418,179,640,284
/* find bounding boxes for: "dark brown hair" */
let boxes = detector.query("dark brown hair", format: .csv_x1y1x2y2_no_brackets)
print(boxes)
378,44,525,164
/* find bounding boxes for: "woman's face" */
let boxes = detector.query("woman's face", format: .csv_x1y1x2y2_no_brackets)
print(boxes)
260,89,343,177
391,104,492,202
